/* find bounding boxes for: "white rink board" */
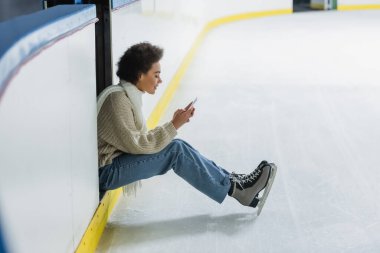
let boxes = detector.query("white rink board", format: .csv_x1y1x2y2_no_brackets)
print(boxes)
0,24,98,253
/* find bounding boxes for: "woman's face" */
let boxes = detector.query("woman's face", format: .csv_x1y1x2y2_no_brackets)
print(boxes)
136,62,162,94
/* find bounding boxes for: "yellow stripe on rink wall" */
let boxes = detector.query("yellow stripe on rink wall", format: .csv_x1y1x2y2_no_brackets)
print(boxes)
147,8,292,128
338,4,380,11
76,189,122,252
76,8,292,253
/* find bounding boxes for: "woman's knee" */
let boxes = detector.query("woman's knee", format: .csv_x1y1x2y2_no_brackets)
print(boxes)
164,139,188,155
169,138,185,148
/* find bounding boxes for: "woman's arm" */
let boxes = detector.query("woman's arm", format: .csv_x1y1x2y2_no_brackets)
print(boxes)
98,92,177,154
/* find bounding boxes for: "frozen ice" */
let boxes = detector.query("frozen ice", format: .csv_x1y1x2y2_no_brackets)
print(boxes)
97,11,380,253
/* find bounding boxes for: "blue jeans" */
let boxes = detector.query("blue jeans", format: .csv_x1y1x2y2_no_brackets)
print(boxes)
99,139,231,203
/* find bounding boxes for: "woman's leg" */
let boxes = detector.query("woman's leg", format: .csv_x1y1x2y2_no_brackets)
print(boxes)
99,139,231,203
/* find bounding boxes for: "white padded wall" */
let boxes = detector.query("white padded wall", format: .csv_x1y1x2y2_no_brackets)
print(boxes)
0,24,98,253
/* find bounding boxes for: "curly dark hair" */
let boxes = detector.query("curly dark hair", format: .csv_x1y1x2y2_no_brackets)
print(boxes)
116,42,164,84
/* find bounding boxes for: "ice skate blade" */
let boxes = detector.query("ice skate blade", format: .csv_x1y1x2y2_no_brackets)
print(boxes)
256,163,277,216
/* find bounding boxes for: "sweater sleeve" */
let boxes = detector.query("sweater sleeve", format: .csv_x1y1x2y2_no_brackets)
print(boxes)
98,92,177,154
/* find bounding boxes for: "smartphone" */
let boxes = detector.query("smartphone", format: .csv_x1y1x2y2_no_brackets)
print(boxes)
190,97,198,107
186,97,197,110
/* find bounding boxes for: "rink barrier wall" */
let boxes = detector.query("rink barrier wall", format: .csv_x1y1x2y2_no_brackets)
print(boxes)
0,5,98,253
0,4,97,100
111,0,138,10
75,7,292,253
75,190,122,252
337,4,380,10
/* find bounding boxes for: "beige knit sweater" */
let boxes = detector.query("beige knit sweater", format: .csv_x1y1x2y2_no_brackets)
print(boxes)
97,86,177,168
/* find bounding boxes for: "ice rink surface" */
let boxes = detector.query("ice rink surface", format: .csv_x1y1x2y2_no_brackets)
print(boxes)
97,10,380,253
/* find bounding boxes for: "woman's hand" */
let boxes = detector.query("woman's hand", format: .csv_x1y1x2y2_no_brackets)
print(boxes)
171,106,195,130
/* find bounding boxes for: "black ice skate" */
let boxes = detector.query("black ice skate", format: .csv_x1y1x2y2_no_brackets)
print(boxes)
230,160,277,215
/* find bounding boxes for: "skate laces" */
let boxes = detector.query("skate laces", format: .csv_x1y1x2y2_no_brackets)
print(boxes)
231,161,268,189
242,168,262,184
230,168,262,189
230,172,244,180
230,173,243,189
